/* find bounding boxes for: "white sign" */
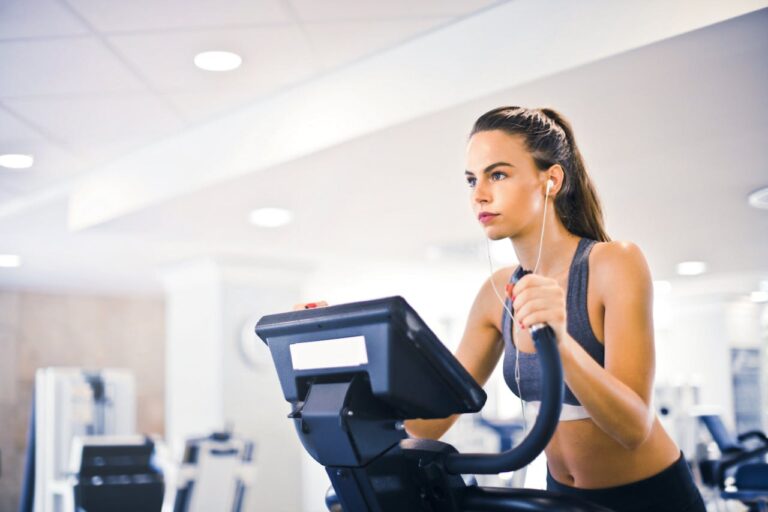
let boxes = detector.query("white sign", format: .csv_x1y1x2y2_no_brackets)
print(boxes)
289,336,368,370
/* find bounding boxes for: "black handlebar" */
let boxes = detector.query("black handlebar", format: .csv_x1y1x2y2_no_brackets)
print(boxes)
445,323,563,475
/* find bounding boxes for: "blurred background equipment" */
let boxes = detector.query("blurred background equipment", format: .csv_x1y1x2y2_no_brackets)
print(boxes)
696,412,768,511
69,435,164,512
173,432,256,512
28,368,136,512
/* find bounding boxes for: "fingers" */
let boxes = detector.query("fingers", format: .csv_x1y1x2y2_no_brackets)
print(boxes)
292,300,329,311
510,275,565,329
511,282,563,306
515,299,566,329
510,273,553,296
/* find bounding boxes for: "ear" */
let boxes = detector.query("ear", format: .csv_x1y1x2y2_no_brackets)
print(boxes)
542,164,565,195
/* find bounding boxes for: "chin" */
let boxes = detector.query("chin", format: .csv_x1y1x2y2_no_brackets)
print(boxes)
484,228,511,241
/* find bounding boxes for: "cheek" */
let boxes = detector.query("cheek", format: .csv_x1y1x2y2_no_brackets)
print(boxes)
499,185,528,210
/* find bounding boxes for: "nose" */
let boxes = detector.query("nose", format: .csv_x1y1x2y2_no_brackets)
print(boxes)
472,177,490,206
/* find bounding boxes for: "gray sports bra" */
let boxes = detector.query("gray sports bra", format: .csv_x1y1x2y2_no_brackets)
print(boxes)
502,237,604,421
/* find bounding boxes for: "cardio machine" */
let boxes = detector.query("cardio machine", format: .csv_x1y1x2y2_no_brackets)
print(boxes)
256,296,613,511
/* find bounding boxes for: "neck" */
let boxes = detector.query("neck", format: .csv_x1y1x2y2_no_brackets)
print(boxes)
511,216,580,277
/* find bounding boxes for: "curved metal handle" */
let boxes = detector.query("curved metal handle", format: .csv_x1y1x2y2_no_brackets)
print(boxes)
444,324,563,475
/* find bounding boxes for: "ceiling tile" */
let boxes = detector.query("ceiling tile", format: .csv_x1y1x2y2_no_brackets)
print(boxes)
106,26,319,95
0,0,89,39
4,93,186,163
0,184,20,202
0,37,147,97
303,18,449,70
67,0,292,33
164,89,264,125
289,0,498,22
0,107,46,143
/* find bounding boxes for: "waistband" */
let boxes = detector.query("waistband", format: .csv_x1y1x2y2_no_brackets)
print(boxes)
546,452,698,505
525,401,591,422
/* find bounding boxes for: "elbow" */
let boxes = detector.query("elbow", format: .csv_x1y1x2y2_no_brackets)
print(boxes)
620,431,648,451
619,415,654,450
404,418,448,440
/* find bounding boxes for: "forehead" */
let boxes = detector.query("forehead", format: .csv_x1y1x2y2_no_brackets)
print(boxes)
465,130,530,170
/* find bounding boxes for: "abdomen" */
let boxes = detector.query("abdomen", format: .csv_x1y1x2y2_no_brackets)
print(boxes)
545,416,680,488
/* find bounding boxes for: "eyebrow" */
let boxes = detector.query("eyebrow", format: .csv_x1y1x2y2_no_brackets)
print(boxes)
464,161,515,176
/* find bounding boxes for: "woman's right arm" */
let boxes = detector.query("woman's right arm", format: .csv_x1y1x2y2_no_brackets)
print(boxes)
404,273,506,440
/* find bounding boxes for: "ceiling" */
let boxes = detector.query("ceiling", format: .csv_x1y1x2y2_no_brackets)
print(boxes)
0,1,767,294
0,0,502,200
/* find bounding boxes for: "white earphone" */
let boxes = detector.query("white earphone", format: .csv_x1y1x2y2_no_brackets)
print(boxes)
484,175,556,431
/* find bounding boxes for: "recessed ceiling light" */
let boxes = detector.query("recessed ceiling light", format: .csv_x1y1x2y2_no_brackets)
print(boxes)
0,254,21,268
194,51,242,72
748,186,768,210
0,154,34,169
676,261,707,276
750,291,768,303
249,208,293,228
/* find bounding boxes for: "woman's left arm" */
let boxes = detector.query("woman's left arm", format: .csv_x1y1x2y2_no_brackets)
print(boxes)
514,241,656,450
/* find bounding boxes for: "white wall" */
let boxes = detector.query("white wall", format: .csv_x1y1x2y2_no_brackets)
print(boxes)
654,274,768,440
162,259,306,512
219,280,305,512
164,260,224,452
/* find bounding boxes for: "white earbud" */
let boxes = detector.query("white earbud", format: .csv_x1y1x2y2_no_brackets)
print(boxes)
484,175,556,433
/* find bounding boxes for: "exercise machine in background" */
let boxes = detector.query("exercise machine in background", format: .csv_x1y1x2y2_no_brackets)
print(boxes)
68,435,164,512
173,432,256,512
474,416,527,488
696,412,768,512
19,368,257,512
29,368,145,512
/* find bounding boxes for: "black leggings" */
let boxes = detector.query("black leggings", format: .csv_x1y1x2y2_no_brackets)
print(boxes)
546,452,706,512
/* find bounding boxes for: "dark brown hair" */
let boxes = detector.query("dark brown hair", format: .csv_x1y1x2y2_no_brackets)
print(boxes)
470,106,610,242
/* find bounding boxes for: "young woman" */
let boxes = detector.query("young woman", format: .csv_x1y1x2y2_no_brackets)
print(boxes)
405,106,706,512
298,106,706,511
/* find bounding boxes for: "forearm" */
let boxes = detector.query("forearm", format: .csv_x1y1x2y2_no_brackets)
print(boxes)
405,415,460,440
560,335,654,449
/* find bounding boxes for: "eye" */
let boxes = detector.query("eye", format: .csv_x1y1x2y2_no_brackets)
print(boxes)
490,171,507,181
465,176,477,188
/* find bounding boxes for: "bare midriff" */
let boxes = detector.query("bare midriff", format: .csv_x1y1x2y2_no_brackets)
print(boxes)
544,416,681,488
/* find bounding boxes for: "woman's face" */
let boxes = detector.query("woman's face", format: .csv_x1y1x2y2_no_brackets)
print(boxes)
465,130,547,240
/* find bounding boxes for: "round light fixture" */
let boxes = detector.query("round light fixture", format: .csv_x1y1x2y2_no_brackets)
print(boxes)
0,254,21,268
0,154,34,169
676,261,707,276
748,186,768,210
249,208,293,228
194,51,242,72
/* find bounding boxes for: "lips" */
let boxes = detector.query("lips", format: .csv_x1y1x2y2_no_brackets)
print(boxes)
478,212,499,224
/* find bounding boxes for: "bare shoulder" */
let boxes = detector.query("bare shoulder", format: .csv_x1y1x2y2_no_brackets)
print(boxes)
471,266,517,328
589,240,652,299
490,265,517,290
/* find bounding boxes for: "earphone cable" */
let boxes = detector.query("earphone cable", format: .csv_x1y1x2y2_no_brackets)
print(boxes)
485,180,552,433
